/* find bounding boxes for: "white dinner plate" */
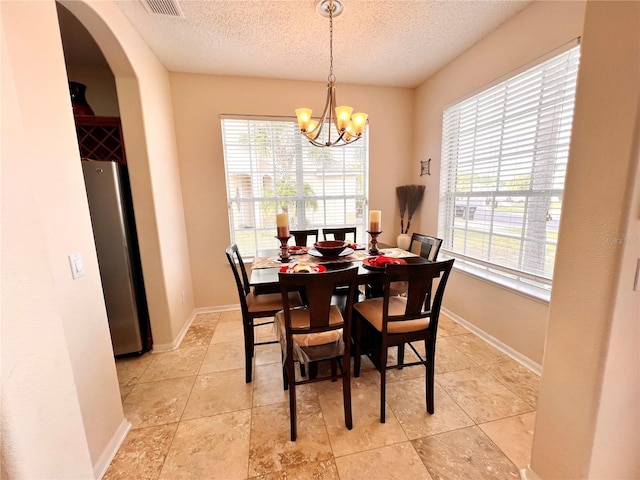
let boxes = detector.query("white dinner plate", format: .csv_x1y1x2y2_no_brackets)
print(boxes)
307,247,355,258
378,249,402,258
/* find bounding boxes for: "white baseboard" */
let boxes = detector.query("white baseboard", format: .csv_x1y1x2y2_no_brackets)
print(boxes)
195,304,240,313
151,309,198,353
94,417,131,479
442,308,542,376
151,305,241,352
520,466,541,480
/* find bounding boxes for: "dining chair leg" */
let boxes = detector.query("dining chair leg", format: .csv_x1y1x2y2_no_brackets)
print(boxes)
281,351,288,390
308,362,318,380
397,343,405,369
243,323,254,383
379,346,388,423
425,340,435,414
330,358,338,381
353,322,362,377
342,352,353,430
286,358,297,441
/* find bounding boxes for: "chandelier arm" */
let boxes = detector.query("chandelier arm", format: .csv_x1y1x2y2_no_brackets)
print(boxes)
307,137,329,147
328,83,339,145
334,129,347,144
305,129,361,147
312,82,334,141
330,82,341,135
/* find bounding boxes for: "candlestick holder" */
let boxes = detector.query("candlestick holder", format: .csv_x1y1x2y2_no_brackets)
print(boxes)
276,235,292,263
367,231,382,256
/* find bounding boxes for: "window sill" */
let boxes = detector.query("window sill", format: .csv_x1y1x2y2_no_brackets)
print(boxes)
441,253,551,304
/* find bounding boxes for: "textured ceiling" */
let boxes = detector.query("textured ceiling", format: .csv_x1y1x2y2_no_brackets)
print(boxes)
65,0,532,88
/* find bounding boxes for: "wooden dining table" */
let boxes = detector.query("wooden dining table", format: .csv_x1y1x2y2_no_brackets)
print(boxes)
249,245,426,291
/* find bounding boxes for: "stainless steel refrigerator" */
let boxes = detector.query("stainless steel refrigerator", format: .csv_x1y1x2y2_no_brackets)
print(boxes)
82,160,150,356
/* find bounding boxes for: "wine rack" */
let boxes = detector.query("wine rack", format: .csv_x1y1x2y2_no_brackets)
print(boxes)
74,116,126,164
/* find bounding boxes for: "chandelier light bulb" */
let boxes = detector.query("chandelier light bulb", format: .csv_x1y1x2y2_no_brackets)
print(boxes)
305,120,319,139
344,122,354,141
335,105,353,131
351,112,368,134
295,108,313,131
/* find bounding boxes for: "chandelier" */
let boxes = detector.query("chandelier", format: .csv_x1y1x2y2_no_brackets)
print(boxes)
295,0,368,147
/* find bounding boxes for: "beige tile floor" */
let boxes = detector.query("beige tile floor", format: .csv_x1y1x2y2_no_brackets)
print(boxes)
106,310,539,480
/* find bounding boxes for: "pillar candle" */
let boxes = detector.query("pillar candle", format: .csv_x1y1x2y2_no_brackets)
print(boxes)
369,210,381,232
276,213,290,237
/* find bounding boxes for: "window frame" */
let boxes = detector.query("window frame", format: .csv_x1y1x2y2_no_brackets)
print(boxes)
438,41,581,301
221,115,370,258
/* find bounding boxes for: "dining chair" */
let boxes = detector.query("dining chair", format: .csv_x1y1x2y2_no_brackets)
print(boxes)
390,232,443,291
352,259,455,423
290,229,319,247
225,244,303,383
408,233,443,261
275,266,359,441
393,233,442,366
322,227,357,242
367,233,443,300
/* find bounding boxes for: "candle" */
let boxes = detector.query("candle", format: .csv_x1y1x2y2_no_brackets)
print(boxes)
369,210,381,232
276,213,290,238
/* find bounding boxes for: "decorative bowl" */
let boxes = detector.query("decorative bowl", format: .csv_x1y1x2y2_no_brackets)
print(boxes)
313,240,348,257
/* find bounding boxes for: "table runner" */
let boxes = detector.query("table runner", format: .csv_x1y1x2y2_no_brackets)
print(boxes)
251,248,416,270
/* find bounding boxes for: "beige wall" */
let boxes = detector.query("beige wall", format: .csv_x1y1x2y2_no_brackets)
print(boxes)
413,0,586,365
1,1,123,476
169,74,414,307
531,1,640,477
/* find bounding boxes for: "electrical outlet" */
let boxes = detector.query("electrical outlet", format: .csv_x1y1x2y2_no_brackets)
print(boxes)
69,252,85,279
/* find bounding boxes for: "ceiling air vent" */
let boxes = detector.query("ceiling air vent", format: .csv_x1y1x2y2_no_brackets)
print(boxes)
140,0,184,18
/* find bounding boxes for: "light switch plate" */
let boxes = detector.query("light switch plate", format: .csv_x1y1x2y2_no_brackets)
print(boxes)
69,252,85,279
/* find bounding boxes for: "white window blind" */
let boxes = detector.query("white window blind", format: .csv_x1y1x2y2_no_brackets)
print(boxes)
438,44,580,293
221,116,369,258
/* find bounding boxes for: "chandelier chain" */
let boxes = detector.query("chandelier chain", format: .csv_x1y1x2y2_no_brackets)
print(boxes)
328,1,335,83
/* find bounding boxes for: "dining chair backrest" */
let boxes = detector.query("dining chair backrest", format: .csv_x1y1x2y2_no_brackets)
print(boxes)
290,229,319,247
322,227,357,242
408,233,443,262
225,243,250,304
279,266,358,333
381,259,454,333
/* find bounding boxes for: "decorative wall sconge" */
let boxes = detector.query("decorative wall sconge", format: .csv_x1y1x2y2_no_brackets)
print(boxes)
420,158,431,176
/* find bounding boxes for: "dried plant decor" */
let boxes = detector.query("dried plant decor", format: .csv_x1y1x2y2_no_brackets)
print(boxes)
396,185,425,234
